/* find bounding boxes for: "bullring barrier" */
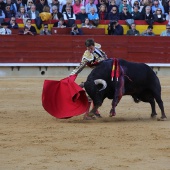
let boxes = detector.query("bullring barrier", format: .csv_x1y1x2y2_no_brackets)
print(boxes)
0,35,170,77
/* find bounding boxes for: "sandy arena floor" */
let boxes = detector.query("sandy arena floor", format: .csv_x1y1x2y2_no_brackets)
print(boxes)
0,76,170,170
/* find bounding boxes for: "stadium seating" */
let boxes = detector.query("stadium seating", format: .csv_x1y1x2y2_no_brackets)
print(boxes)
4,19,168,35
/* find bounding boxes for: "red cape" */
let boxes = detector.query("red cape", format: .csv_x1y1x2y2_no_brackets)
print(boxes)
42,74,89,119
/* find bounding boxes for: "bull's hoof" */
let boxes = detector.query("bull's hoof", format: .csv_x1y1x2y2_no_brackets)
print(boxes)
157,117,167,121
87,112,95,117
151,113,157,118
83,112,96,120
94,113,102,118
109,112,116,117
151,115,157,119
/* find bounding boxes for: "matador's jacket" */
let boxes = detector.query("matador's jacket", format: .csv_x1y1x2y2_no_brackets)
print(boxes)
70,43,107,75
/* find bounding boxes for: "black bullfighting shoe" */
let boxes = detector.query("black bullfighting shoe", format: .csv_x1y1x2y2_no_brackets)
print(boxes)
94,110,102,118
83,113,96,120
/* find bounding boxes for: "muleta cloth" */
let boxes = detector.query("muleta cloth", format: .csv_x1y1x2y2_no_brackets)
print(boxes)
42,74,89,119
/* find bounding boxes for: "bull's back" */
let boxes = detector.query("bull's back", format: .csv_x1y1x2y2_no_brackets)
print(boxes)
119,59,161,93
86,58,161,89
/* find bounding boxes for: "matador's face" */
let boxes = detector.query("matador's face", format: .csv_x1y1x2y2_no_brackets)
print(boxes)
87,45,95,53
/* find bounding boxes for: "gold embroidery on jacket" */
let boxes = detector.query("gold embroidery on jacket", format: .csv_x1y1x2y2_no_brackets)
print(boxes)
82,50,94,61
95,43,101,49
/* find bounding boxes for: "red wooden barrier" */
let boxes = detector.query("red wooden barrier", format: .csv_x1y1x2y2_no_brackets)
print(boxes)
51,27,105,35
0,35,170,63
52,27,71,35
11,28,22,34
81,28,105,35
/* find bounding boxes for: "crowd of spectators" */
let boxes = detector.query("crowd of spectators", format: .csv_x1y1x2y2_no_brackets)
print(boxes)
0,0,170,35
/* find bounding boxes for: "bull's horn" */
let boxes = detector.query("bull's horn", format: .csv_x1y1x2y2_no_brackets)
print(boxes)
94,79,107,91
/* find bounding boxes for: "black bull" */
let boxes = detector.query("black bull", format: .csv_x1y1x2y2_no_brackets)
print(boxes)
84,59,167,119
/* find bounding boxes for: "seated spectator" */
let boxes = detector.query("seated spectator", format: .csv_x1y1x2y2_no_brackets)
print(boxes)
141,25,155,36
88,7,99,20
26,4,39,19
131,6,141,20
119,6,132,20
140,0,153,16
166,8,170,20
141,6,154,26
6,0,16,13
81,17,94,28
0,0,6,12
63,6,76,20
99,0,108,6
126,23,140,35
15,6,28,19
76,6,88,23
163,0,170,14
153,8,166,22
70,23,82,35
4,4,16,18
49,0,61,13
108,0,118,13
39,5,52,21
108,6,119,21
98,4,108,20
0,22,12,34
85,0,98,6
19,26,35,35
51,5,63,20
85,0,97,14
119,0,132,13
0,9,5,19
63,6,76,27
97,0,108,12
40,23,51,35
26,0,34,12
108,20,124,35
36,0,49,13
131,1,143,12
140,0,146,7
152,0,164,14
8,16,19,29
132,1,141,11
160,24,170,36
62,0,73,13
53,17,67,27
13,0,26,13
42,5,51,13
73,0,83,15
25,18,37,34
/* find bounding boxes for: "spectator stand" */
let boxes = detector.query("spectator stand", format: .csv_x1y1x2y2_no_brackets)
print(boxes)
3,19,169,35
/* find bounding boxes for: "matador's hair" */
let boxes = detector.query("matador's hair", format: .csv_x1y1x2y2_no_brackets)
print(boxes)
85,39,95,47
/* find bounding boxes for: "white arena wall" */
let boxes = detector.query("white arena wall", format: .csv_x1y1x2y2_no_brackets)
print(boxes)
0,63,170,77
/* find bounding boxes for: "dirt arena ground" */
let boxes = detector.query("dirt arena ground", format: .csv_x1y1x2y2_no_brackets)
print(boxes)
0,76,170,170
